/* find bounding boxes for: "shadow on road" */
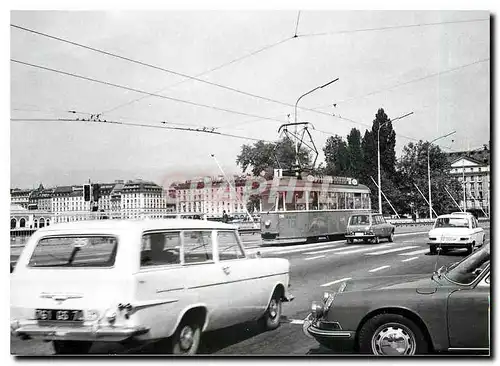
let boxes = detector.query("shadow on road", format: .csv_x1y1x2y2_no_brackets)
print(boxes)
198,320,268,354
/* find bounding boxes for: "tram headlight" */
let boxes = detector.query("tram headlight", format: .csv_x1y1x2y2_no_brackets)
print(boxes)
264,220,271,228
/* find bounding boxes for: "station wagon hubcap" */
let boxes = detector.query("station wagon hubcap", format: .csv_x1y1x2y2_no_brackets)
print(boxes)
179,325,194,351
269,299,279,319
371,324,416,355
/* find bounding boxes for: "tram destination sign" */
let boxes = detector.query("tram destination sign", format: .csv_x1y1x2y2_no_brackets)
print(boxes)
306,175,358,186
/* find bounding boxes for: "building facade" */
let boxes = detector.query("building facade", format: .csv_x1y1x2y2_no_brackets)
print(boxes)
447,146,490,216
11,179,172,225
173,175,251,218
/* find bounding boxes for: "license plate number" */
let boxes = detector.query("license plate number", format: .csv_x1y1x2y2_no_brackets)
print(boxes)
35,309,83,321
355,233,363,236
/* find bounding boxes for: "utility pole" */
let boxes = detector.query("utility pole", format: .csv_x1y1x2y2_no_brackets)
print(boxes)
294,78,339,173
377,111,413,214
427,131,456,219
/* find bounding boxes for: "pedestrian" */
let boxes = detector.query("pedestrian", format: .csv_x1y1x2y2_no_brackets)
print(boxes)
222,210,229,223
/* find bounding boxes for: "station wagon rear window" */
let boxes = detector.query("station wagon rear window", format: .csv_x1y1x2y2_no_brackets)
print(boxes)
349,215,370,225
28,236,118,267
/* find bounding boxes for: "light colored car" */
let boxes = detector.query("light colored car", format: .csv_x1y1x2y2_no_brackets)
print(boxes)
428,214,485,255
11,219,293,355
345,213,395,244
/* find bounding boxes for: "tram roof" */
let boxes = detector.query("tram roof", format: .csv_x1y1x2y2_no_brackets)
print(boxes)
263,177,370,191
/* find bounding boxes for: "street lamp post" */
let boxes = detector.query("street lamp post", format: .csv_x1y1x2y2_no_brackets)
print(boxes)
294,78,339,166
376,112,413,214
427,131,456,219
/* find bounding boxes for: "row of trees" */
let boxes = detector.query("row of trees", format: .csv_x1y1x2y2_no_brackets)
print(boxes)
236,108,462,217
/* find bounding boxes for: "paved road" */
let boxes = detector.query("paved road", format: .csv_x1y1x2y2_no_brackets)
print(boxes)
11,225,490,355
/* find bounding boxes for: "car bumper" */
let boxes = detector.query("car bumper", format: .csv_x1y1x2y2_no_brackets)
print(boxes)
303,315,356,352
428,242,472,248
11,320,150,342
345,234,374,240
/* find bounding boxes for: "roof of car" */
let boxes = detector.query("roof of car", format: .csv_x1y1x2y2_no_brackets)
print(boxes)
36,219,238,233
436,214,471,219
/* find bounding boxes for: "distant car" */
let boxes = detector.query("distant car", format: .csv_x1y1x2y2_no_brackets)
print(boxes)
303,244,490,355
428,214,485,255
11,219,293,355
345,213,395,244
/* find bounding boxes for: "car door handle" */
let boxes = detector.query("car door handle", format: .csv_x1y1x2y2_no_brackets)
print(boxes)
222,266,231,275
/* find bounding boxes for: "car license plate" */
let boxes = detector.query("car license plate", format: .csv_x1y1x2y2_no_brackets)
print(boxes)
355,232,363,236
35,309,84,322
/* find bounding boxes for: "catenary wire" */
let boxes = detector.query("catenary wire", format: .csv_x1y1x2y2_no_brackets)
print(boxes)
11,59,287,124
102,37,295,115
11,24,299,115
312,58,490,111
297,17,489,38
10,118,275,143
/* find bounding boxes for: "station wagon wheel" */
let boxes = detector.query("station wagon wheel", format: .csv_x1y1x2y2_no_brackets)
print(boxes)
52,340,93,355
388,232,394,242
358,313,428,355
259,291,282,331
171,320,201,355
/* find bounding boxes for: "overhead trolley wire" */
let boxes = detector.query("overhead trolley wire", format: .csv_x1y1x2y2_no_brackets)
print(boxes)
11,59,287,123
296,17,489,38
312,58,490,111
11,24,297,115
10,117,275,143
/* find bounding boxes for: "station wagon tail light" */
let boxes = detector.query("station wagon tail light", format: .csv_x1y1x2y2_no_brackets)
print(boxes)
104,309,117,324
85,310,100,322
10,319,20,332
429,237,437,240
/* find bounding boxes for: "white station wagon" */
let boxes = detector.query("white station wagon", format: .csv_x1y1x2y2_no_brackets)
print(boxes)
11,219,293,355
428,214,485,255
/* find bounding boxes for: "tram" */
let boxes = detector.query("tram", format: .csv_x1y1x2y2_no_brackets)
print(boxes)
260,175,371,242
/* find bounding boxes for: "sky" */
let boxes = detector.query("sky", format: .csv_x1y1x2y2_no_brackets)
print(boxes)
10,9,491,189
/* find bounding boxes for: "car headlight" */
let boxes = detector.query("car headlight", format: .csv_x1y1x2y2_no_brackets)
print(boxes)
311,301,324,318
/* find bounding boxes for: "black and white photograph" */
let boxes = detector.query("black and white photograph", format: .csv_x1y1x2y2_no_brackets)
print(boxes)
9,8,491,357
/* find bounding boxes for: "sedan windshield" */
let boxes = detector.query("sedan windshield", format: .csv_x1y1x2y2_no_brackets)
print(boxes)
444,245,490,285
29,236,118,267
434,217,469,229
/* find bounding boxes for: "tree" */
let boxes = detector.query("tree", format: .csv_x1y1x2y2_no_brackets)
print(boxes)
397,140,461,217
236,137,311,179
360,108,399,214
346,128,363,178
323,135,349,176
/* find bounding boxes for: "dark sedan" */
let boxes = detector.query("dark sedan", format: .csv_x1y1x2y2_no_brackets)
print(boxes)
303,245,490,355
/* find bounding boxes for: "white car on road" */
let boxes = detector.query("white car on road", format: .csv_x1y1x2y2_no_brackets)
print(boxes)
428,214,485,255
11,219,293,355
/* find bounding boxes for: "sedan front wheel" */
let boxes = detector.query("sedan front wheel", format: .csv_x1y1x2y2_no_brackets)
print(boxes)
358,313,428,355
